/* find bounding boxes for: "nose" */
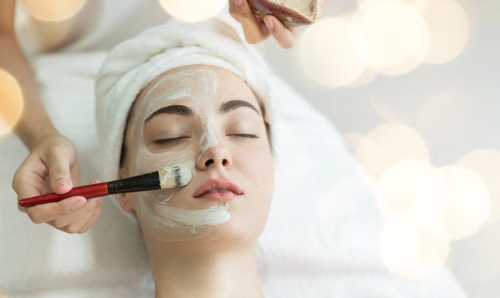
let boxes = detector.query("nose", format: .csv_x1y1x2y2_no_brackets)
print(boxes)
196,146,232,171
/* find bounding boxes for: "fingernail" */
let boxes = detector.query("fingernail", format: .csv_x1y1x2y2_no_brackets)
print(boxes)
264,17,274,30
234,0,243,7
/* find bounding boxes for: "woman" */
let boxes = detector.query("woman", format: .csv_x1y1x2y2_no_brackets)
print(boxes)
94,17,277,297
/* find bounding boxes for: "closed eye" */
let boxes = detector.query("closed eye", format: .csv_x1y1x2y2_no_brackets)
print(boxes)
227,133,259,139
153,136,191,145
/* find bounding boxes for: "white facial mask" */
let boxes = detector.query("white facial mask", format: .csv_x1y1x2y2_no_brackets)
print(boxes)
127,68,233,242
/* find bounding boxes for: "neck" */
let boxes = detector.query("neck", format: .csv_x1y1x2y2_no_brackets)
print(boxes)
149,243,264,298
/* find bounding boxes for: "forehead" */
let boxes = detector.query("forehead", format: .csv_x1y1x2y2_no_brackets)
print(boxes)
136,64,260,109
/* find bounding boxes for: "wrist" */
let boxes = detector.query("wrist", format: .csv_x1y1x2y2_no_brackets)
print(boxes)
17,120,59,151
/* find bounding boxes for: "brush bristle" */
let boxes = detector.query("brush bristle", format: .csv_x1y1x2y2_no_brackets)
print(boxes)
159,161,194,189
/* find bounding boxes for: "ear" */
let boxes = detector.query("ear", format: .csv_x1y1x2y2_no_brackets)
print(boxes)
118,165,135,213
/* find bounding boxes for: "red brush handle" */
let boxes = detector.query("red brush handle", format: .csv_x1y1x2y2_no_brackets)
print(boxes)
18,182,109,208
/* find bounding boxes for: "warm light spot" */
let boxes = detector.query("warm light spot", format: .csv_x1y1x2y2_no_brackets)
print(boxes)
376,160,449,233
438,166,491,240
158,0,227,23
380,220,450,279
0,69,25,136
20,0,87,22
420,0,470,64
459,150,500,222
356,123,430,179
346,68,377,88
352,0,430,75
297,16,367,88
406,0,430,13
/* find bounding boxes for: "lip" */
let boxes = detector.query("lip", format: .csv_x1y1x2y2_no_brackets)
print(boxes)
193,179,244,203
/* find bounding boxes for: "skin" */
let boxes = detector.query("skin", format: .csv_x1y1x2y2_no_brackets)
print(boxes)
2,0,98,233
119,65,274,298
1,0,293,233
230,0,298,48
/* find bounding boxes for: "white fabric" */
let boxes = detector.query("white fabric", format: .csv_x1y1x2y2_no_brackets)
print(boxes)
0,14,467,298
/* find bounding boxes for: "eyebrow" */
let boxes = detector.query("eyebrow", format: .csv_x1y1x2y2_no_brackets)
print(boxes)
145,100,260,123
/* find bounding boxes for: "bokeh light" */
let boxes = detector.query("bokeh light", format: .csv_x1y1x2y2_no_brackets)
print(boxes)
158,0,227,23
0,69,25,137
20,0,87,22
459,150,500,222
420,0,470,64
407,0,429,13
352,0,430,75
296,0,470,86
356,123,430,179
438,166,491,240
380,220,450,279
346,68,378,88
376,160,449,234
297,16,367,88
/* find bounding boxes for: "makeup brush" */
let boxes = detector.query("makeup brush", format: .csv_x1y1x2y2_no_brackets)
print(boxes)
18,162,194,208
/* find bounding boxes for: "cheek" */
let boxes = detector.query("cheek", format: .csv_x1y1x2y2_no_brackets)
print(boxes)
228,147,274,241
133,140,196,176
232,141,274,193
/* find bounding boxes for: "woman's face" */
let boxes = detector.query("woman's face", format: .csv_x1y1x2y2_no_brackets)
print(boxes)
120,65,274,249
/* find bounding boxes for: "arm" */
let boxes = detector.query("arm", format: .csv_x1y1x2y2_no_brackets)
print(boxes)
0,0,56,150
2,0,102,233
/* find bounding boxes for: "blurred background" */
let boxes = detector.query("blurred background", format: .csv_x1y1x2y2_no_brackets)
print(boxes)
257,1,500,297
1,0,499,297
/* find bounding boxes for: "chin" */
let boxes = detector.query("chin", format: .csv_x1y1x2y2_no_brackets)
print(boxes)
184,209,269,255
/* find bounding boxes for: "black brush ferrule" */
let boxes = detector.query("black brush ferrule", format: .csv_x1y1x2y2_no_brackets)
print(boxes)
108,172,161,194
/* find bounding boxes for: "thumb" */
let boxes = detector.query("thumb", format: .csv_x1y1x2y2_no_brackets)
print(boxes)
230,0,268,43
230,0,253,21
47,148,74,194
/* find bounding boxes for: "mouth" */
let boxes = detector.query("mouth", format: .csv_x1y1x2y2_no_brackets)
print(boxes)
193,178,244,203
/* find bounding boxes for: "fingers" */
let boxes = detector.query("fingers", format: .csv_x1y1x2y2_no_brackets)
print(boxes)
262,15,295,48
77,200,103,233
230,0,269,44
12,156,48,199
46,146,75,194
48,197,100,228
11,134,94,234
25,195,104,234
24,196,87,224
49,198,103,234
